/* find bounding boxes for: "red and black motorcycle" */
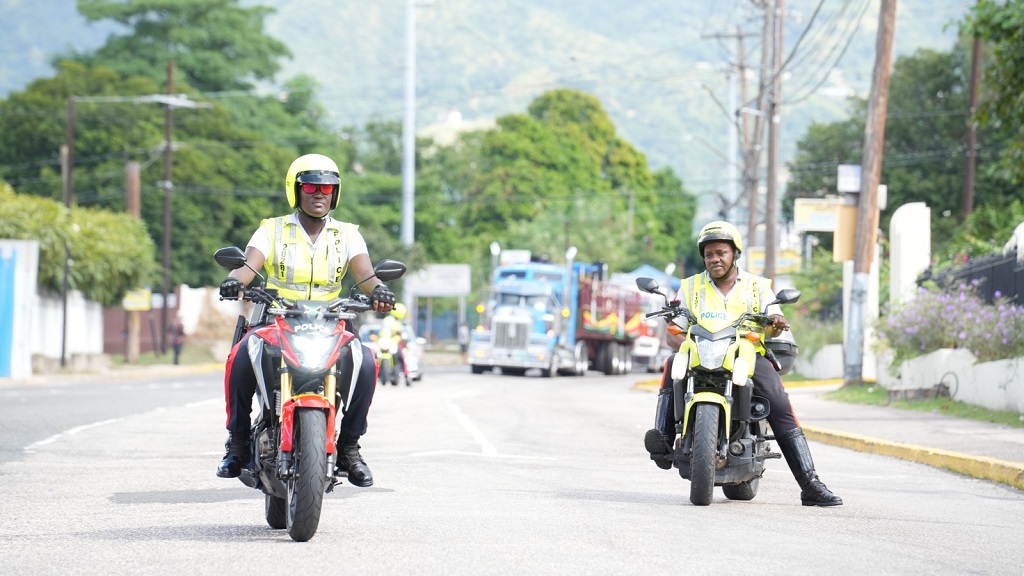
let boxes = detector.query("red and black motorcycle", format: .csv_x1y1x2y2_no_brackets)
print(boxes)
214,246,406,542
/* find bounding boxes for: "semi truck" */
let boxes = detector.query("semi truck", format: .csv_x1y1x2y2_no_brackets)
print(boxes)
468,247,649,377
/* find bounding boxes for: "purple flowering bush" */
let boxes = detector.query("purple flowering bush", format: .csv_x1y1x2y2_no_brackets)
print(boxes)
876,282,1024,368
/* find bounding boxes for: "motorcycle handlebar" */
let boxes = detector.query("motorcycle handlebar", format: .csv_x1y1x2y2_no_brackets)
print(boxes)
220,290,373,317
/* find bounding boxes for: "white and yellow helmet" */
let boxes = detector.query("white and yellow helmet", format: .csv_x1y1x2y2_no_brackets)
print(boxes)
697,220,744,257
284,153,341,210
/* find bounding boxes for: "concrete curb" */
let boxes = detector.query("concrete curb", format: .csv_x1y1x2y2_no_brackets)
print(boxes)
632,377,1024,491
803,425,1024,491
0,362,223,387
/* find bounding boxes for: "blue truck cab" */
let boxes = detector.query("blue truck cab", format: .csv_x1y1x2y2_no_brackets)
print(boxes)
469,251,639,377
469,262,572,376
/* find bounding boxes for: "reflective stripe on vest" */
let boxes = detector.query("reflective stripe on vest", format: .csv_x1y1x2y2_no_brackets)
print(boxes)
261,216,351,301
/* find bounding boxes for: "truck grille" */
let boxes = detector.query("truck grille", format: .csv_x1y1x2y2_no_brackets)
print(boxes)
495,320,529,350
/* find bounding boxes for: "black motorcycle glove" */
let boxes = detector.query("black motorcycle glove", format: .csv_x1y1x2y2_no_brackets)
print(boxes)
370,284,396,308
219,277,244,300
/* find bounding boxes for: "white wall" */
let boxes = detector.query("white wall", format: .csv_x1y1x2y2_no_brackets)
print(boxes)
894,349,1024,413
34,290,104,358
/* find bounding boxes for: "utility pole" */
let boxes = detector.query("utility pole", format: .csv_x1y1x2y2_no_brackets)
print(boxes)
701,26,758,226
160,60,174,356
746,3,773,249
845,0,897,386
60,97,75,369
125,161,142,364
963,24,981,216
764,0,784,281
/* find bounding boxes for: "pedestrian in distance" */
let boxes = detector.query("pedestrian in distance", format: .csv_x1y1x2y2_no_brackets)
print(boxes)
169,321,185,365
457,321,470,363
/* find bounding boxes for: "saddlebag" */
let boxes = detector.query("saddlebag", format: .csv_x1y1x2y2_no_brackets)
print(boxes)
765,330,799,375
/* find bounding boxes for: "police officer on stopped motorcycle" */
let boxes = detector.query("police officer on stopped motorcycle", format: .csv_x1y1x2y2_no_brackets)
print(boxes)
216,153,396,488
645,221,843,507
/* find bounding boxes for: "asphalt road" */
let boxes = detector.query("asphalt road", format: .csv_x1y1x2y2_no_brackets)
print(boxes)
2,365,1023,575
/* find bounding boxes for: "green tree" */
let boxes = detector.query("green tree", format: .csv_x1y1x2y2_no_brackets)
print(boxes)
0,185,157,306
69,0,290,93
964,0,1024,184
784,45,1016,251
0,61,350,289
458,89,691,272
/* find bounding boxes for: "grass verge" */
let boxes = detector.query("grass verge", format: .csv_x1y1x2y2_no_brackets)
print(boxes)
824,384,1024,429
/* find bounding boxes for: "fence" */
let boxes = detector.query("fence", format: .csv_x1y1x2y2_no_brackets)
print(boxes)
930,249,1023,305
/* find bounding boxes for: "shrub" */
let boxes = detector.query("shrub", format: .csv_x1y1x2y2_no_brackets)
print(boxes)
876,282,1024,369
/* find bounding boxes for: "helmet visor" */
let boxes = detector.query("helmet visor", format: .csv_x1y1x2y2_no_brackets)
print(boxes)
295,170,341,185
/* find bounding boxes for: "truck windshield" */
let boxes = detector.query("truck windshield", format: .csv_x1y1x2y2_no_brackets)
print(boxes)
497,293,550,310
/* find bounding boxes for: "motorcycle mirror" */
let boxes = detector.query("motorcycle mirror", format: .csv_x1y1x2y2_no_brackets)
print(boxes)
372,259,407,282
213,246,266,286
772,288,801,306
213,246,247,270
635,277,662,295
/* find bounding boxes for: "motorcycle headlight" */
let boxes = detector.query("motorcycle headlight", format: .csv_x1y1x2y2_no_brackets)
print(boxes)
695,337,730,370
289,334,335,370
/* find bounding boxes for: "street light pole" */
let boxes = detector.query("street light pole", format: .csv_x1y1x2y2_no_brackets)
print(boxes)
400,0,417,248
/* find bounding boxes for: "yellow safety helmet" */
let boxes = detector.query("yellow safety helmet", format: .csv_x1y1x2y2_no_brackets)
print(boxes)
285,153,341,210
697,221,744,256
390,302,407,321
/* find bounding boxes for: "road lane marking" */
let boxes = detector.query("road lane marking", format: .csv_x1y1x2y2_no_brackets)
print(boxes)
24,417,125,453
405,449,553,460
447,401,498,456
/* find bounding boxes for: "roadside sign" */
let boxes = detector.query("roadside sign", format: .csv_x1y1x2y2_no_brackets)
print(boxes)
746,247,801,275
406,264,472,297
122,288,152,311
794,198,844,232
837,164,862,193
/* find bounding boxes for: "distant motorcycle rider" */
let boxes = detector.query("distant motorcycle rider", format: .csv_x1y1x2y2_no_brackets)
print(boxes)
645,221,843,506
380,303,409,380
216,153,396,488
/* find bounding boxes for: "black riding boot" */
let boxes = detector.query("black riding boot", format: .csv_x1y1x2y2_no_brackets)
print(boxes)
776,427,843,507
337,433,374,487
644,387,675,470
216,433,250,478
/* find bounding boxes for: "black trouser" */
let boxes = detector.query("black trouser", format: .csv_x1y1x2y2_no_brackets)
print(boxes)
224,331,378,438
658,353,799,436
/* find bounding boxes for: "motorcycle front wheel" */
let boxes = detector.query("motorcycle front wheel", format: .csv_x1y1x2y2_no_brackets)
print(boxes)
286,409,328,542
689,403,720,506
379,357,395,386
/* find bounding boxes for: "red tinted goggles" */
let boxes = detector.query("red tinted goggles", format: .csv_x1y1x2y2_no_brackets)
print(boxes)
300,183,335,195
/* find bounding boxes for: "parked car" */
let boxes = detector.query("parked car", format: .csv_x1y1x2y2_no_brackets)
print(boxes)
631,334,673,373
359,321,426,383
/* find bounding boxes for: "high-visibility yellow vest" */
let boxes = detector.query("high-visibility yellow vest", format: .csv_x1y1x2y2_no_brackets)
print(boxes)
679,270,773,354
260,216,358,301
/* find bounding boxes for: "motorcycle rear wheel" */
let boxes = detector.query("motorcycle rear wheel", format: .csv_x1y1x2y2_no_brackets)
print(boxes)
722,478,759,501
689,403,719,506
265,494,287,529
286,409,328,542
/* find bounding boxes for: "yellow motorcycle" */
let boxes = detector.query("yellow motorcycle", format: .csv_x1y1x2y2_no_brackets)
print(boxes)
636,276,800,506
